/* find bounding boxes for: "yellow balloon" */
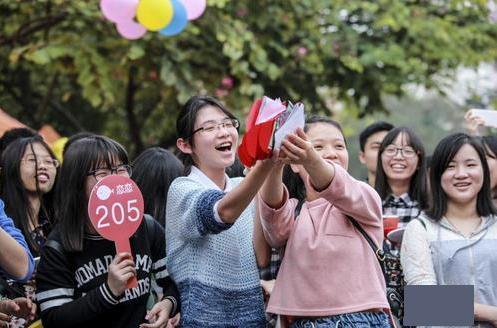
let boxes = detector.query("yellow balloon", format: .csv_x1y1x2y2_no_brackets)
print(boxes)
27,320,43,328
137,0,174,31
51,137,68,163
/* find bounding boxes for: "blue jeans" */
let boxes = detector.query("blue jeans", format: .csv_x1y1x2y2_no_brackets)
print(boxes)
290,311,391,328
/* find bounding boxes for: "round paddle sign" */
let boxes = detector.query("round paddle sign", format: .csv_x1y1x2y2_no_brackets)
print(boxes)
88,175,144,288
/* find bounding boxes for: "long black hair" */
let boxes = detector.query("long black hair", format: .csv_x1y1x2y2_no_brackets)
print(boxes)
0,135,58,254
56,135,129,252
176,95,238,175
427,133,496,221
131,147,183,227
62,132,96,157
482,136,497,156
375,127,428,209
283,115,346,212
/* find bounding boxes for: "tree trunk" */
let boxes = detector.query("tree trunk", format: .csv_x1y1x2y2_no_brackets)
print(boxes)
124,66,143,156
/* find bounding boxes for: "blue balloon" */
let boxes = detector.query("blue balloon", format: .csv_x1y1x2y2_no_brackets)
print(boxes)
160,0,188,36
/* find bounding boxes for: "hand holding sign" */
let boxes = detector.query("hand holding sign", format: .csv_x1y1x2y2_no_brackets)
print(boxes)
107,253,137,297
88,175,144,289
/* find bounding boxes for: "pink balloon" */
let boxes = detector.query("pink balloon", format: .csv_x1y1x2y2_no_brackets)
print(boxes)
116,20,147,40
180,0,207,20
100,0,139,23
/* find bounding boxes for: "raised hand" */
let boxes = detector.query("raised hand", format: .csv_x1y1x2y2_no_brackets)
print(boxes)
280,128,320,166
464,110,485,135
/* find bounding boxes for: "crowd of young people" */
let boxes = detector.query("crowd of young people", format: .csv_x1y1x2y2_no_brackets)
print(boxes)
0,95,496,328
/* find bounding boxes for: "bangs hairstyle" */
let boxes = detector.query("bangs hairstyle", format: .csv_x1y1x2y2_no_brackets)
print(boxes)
0,135,58,253
131,147,184,227
284,115,346,212
427,133,496,221
56,135,129,252
176,95,237,175
375,127,428,210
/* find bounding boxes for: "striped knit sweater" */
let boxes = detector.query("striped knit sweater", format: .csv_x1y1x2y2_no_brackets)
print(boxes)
165,169,265,327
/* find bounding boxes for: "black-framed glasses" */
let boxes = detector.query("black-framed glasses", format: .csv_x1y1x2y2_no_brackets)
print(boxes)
383,145,417,158
87,164,132,181
190,118,239,138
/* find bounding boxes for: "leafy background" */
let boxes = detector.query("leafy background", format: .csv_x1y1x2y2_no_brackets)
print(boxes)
1,0,496,175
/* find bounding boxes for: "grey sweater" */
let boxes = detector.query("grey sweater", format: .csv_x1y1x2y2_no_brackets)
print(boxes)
401,214,497,328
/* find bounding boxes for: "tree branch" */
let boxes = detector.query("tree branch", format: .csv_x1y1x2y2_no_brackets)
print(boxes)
47,99,85,132
124,66,144,155
37,73,59,123
0,12,67,47
0,78,84,132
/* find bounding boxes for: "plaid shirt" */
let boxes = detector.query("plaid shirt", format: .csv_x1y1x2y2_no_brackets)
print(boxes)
259,248,282,281
382,193,421,227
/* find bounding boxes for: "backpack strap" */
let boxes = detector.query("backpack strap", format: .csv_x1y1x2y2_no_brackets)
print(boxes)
143,214,156,244
347,216,385,262
45,239,64,254
44,239,73,271
413,217,427,229
144,214,155,230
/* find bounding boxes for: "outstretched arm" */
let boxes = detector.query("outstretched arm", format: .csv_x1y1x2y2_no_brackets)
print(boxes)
217,159,275,224
258,163,297,248
280,128,334,192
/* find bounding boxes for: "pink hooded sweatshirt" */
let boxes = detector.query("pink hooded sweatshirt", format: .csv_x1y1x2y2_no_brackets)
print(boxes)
259,163,389,317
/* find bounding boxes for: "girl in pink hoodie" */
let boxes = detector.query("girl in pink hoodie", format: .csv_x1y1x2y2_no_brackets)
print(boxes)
259,116,391,327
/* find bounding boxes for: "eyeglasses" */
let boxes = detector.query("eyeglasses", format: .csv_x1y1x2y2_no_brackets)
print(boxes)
383,145,417,158
190,118,239,138
87,164,132,181
21,157,60,169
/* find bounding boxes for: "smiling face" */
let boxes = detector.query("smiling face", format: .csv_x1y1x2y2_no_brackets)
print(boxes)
441,144,484,206
188,105,239,175
306,122,349,170
292,121,349,199
360,130,389,175
381,132,419,187
20,142,58,194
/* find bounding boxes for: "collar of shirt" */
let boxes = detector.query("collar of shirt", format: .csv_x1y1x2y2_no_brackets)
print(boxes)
384,192,414,206
189,166,232,192
439,214,497,236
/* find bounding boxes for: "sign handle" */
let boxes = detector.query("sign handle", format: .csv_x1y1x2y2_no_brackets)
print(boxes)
115,238,138,289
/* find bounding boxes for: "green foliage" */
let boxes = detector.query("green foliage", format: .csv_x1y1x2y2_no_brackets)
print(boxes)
0,0,496,154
